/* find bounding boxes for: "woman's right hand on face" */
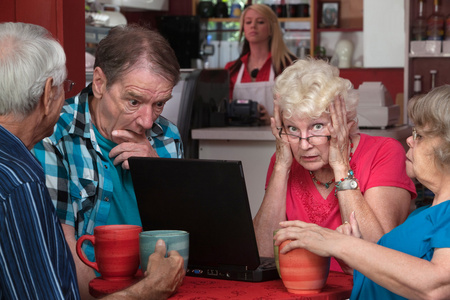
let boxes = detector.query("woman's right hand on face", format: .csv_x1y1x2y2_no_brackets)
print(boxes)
271,100,293,168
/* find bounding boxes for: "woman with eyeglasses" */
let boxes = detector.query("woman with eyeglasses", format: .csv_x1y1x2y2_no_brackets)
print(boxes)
274,84,450,299
253,58,417,272
225,4,297,125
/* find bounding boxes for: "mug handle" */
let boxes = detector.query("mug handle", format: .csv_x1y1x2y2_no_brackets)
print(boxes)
76,235,99,272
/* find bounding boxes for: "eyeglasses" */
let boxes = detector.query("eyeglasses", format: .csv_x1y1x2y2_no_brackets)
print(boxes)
64,80,75,93
278,127,331,145
412,127,422,141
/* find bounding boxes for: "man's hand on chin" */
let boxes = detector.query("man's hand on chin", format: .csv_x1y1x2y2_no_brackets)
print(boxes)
109,129,159,169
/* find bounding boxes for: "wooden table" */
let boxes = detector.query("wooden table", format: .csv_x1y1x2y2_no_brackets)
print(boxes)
170,271,353,299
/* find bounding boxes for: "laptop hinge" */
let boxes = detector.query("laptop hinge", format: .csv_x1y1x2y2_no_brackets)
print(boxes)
218,264,253,271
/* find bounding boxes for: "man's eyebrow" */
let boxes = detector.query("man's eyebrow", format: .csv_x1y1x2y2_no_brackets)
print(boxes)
159,97,172,104
125,90,146,99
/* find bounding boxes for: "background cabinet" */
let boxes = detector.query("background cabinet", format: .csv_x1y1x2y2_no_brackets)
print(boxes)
185,1,404,107
404,0,450,123
314,0,405,117
313,0,363,64
314,0,404,68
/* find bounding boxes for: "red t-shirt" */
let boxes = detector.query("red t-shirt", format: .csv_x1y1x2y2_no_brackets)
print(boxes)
224,52,272,100
265,133,417,272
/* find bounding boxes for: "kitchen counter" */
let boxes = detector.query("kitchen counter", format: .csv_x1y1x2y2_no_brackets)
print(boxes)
192,125,411,142
192,126,275,141
192,125,412,218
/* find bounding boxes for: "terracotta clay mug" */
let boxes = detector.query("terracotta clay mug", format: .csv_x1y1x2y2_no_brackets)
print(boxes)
76,224,143,281
279,240,330,294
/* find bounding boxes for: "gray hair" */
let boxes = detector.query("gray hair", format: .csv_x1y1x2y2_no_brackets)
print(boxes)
273,58,359,135
0,22,66,116
409,85,450,169
94,24,180,88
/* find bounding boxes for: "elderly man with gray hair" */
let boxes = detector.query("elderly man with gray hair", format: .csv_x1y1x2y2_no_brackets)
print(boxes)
0,22,184,300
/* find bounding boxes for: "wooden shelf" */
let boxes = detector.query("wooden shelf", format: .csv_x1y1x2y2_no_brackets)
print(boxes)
317,27,362,32
278,17,312,22
404,0,450,123
409,53,450,58
204,18,239,22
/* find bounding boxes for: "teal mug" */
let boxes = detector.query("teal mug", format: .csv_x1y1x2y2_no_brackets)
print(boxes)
139,230,189,272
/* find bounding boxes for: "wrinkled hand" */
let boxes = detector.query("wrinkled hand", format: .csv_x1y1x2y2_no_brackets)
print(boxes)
327,96,356,173
109,129,159,169
144,239,185,299
274,220,344,258
336,211,361,239
271,99,293,168
335,211,360,275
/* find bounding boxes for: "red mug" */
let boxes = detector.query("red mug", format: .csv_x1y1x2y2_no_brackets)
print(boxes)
76,224,142,281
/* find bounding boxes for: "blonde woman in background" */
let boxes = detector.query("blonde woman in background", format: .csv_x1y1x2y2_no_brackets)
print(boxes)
225,4,297,124
253,58,416,272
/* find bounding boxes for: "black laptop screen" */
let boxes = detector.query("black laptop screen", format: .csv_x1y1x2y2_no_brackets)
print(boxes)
129,157,261,270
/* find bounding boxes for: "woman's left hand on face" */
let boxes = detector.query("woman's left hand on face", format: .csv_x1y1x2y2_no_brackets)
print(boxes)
327,96,355,170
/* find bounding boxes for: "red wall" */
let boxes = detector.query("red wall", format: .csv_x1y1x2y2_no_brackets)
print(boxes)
340,68,404,103
0,0,85,98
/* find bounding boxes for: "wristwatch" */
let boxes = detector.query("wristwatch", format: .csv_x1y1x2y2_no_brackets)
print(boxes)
336,178,359,191
335,170,359,192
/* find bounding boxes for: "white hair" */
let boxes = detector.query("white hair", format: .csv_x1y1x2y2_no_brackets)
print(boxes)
274,58,359,134
0,22,66,116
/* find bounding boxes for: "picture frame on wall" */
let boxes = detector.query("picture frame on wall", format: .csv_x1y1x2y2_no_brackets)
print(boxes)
320,1,340,28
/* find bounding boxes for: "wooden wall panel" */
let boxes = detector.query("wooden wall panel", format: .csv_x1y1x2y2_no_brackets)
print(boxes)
15,0,58,33
340,0,363,28
0,0,85,98
0,1,15,21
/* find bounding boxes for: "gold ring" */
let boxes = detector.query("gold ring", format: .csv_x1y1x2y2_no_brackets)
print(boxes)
343,221,349,225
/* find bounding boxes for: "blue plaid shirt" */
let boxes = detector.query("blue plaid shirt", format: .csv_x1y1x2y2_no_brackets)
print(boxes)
32,87,183,247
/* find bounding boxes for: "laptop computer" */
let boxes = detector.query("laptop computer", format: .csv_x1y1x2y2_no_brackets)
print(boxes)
129,157,279,282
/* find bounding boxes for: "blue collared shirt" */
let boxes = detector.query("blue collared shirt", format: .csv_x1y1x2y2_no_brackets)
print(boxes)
32,87,183,261
0,125,79,300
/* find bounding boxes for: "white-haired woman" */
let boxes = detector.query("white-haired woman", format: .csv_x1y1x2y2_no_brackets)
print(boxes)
274,84,450,299
254,58,416,272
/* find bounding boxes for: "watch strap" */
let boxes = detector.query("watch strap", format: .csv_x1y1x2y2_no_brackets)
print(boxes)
335,170,359,192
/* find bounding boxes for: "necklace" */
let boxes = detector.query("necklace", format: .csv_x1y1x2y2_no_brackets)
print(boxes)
309,171,334,188
309,137,354,188
248,56,266,79
250,68,259,78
